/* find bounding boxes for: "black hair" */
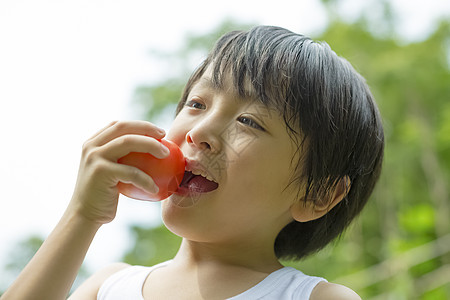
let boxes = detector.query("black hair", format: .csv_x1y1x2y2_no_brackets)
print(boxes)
175,26,384,260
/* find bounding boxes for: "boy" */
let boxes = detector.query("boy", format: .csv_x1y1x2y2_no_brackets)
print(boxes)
2,26,384,299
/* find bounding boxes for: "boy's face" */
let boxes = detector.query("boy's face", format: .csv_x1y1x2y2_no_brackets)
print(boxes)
163,67,303,247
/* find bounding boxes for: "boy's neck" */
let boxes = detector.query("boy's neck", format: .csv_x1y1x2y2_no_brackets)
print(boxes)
172,238,284,274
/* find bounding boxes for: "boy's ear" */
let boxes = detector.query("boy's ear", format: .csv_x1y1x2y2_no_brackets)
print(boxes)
290,176,350,223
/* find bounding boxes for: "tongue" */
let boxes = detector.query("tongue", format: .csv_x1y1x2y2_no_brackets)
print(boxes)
182,174,218,193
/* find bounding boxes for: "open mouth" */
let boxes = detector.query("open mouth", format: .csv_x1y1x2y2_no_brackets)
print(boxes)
177,171,219,194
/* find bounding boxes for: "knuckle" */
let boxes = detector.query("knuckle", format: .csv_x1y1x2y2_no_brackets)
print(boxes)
118,135,132,147
91,159,108,176
81,140,92,155
130,167,141,181
125,167,144,186
84,147,101,165
113,121,127,131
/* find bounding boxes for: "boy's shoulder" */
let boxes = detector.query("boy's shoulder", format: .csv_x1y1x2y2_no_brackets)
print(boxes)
310,281,362,300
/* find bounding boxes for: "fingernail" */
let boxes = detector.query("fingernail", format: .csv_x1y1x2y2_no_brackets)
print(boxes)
157,127,166,135
152,184,159,194
161,143,170,156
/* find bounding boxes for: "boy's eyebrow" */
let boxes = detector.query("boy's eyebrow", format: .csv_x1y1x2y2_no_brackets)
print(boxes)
197,76,275,115
198,76,248,99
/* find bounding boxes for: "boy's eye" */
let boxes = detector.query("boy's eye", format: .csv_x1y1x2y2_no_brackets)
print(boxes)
185,100,205,110
237,116,265,131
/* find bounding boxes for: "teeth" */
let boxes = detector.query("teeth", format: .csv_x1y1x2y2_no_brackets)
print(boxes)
185,158,218,183
191,169,216,182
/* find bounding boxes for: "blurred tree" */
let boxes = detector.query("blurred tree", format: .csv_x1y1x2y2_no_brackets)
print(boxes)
4,235,43,276
0,234,91,295
122,225,181,267
1,235,44,295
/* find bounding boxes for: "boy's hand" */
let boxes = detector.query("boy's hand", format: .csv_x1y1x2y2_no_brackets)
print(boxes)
69,120,169,224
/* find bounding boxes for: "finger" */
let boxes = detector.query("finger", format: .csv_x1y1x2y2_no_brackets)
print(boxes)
112,163,159,194
91,120,166,147
100,134,170,161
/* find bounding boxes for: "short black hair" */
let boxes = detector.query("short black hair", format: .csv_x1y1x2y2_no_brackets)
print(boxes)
175,26,384,260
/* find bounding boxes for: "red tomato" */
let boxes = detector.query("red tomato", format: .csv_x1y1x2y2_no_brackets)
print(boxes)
117,139,185,201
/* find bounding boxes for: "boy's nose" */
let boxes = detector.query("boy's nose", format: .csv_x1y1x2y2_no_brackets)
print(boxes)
185,120,222,154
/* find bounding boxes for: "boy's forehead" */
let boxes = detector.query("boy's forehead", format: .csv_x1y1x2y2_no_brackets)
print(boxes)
196,65,256,99
196,76,216,89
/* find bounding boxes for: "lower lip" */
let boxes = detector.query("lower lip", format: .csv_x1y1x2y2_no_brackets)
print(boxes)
174,185,218,196
168,186,216,207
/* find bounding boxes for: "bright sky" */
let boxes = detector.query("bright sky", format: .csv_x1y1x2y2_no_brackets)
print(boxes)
0,0,448,288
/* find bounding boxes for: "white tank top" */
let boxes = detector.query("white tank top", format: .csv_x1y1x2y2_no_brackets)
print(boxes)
97,261,326,299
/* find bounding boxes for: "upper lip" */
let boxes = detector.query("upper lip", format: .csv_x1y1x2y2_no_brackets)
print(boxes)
184,158,218,183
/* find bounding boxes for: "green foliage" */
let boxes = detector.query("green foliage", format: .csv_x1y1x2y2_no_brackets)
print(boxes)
134,79,186,121
0,234,91,295
1,235,45,295
123,225,181,266
4,235,44,276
